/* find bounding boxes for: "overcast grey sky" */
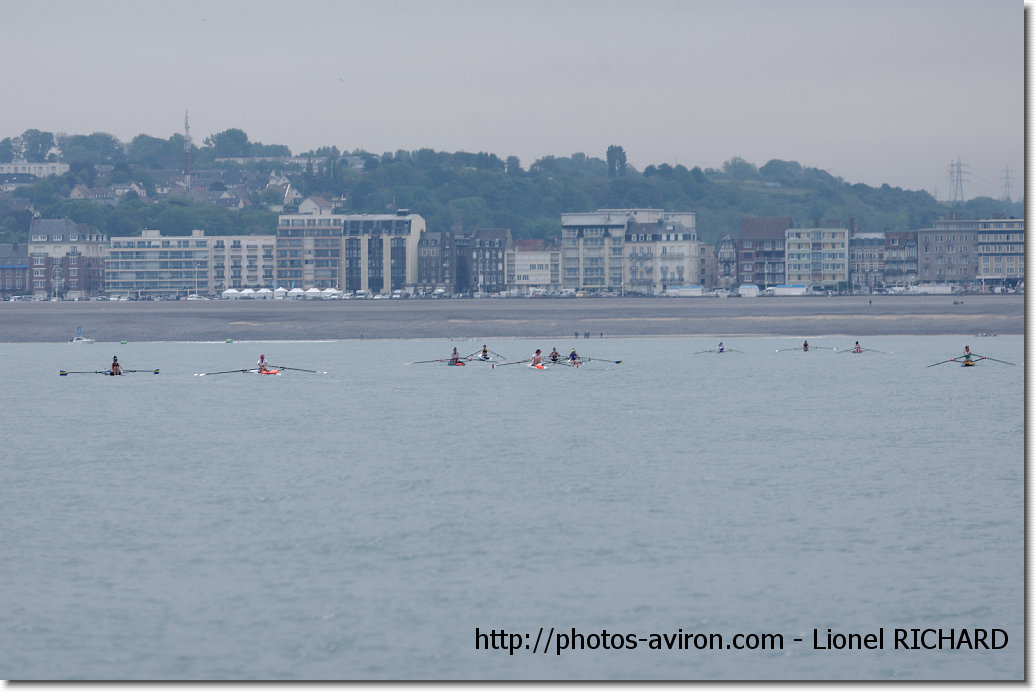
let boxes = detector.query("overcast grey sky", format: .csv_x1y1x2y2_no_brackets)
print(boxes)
0,0,1024,200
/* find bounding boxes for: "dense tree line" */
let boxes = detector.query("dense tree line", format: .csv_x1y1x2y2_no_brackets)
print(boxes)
0,127,1023,246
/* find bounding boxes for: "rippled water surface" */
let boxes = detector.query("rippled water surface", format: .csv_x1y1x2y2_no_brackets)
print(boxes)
0,335,1023,680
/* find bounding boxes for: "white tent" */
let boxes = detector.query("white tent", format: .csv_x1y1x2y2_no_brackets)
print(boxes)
239,288,256,299
321,287,340,299
255,288,274,299
273,287,288,300
287,287,305,299
304,287,323,299
221,288,240,299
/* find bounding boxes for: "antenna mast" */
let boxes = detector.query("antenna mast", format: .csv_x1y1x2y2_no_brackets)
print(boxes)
184,109,192,189
946,157,967,206
1000,165,1014,203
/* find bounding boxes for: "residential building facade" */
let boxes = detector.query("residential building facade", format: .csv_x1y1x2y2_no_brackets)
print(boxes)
507,238,561,295
714,235,738,290
0,243,29,298
460,228,512,294
737,217,790,288
562,209,701,295
848,232,885,292
561,211,628,292
785,226,849,290
625,219,704,294
106,229,211,298
917,221,978,285
883,231,918,287
28,218,108,299
211,234,276,291
975,217,1024,289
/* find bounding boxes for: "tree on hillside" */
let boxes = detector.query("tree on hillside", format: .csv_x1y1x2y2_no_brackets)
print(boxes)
18,129,56,162
57,132,126,166
606,145,627,177
204,128,251,158
722,156,758,180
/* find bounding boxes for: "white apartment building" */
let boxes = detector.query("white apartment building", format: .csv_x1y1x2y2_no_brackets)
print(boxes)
106,229,277,297
0,162,70,177
975,218,1024,288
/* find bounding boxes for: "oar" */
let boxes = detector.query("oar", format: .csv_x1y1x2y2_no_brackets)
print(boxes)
926,357,962,368
977,355,1015,366
693,349,714,354
271,365,328,374
194,369,252,377
60,370,109,376
404,358,447,366
585,357,623,364
491,359,530,369
123,369,160,374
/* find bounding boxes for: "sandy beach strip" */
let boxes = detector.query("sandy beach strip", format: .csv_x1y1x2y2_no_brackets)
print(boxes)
0,294,1022,343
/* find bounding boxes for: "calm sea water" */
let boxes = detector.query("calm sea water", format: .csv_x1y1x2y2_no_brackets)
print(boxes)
0,335,1023,680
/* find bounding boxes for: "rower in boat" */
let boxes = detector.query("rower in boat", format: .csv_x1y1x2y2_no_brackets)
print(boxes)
963,345,973,364
109,355,122,376
852,341,863,354
479,345,491,361
548,347,561,364
568,348,581,366
803,340,809,352
257,354,271,373
449,347,462,365
717,342,725,353
530,349,544,367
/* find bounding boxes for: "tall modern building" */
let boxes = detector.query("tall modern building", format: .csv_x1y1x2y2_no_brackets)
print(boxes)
276,201,425,293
